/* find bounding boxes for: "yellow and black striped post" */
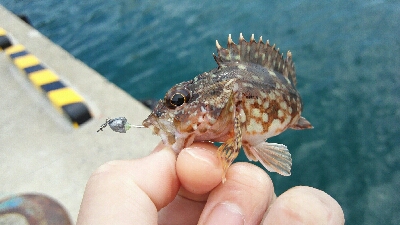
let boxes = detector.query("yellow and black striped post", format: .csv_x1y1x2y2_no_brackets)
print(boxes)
3,41,92,127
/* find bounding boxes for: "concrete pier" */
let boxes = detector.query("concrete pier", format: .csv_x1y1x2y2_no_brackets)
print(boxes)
0,5,159,223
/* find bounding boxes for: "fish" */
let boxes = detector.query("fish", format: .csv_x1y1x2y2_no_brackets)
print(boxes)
102,33,313,181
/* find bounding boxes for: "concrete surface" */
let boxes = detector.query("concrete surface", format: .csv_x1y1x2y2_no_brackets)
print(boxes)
0,5,160,224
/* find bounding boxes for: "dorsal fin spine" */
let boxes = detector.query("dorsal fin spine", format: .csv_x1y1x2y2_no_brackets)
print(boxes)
214,34,297,86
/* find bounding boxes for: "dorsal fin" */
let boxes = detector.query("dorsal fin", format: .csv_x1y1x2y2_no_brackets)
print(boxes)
213,33,297,86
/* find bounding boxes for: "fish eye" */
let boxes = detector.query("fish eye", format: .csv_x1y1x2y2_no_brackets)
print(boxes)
165,88,191,109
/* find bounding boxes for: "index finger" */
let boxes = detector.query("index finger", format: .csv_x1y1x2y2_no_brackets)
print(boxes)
176,142,223,196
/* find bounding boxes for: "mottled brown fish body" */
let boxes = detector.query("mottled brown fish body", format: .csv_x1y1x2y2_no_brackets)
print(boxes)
143,34,312,180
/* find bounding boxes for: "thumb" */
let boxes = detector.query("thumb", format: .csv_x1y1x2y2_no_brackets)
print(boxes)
77,145,179,225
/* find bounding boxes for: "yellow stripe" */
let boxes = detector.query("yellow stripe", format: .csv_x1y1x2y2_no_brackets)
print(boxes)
29,69,59,87
47,88,84,108
0,28,6,36
4,44,25,55
13,54,41,69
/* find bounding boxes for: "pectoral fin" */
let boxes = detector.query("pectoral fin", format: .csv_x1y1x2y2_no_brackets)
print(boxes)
248,142,292,176
217,98,243,182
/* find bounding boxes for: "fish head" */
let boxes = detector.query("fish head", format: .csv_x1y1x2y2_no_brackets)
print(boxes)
142,77,233,152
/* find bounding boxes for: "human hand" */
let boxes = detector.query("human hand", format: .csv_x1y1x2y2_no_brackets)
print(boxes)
77,142,344,225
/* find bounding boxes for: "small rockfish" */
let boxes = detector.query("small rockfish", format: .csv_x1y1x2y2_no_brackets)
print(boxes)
100,33,313,181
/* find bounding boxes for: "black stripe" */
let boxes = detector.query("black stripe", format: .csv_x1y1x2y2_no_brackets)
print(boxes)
9,50,28,59
62,102,92,125
41,81,66,92
0,36,12,50
24,64,45,74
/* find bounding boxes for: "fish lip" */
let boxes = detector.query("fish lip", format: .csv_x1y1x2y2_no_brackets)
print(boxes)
143,112,178,145
142,114,154,128
142,113,160,134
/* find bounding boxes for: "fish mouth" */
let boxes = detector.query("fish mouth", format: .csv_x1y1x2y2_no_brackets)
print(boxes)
142,116,156,130
142,113,194,153
142,114,177,146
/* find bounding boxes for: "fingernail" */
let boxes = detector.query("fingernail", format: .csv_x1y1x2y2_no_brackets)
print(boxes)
205,202,244,225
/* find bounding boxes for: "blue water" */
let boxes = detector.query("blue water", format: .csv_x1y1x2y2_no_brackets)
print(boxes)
2,0,400,224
